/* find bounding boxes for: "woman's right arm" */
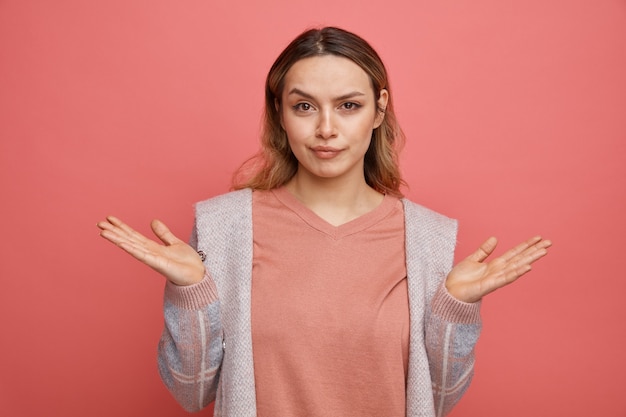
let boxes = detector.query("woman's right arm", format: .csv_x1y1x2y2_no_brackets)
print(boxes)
97,216,223,411
158,275,224,411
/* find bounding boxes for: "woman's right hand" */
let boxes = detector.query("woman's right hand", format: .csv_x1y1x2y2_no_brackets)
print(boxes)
97,216,205,286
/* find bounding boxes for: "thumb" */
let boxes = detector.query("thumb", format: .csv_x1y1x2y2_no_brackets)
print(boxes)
467,236,498,262
150,219,181,246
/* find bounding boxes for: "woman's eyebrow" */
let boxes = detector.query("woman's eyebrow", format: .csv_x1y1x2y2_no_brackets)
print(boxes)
287,88,366,101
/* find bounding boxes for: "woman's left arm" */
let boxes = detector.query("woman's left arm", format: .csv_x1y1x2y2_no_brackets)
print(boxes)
446,236,552,304
426,236,551,416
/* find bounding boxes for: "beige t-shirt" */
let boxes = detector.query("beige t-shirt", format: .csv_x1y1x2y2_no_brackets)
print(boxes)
251,187,409,416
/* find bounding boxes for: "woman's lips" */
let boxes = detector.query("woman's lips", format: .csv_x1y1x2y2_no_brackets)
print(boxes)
311,146,342,159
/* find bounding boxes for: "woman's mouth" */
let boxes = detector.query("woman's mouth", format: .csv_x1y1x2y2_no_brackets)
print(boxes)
311,146,342,159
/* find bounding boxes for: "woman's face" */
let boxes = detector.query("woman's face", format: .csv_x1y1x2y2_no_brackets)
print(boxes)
279,55,388,185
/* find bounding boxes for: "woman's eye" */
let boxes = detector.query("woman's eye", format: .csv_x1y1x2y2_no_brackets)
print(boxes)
293,103,312,112
341,102,361,110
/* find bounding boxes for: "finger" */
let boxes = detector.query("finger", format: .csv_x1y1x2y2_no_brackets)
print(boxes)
97,216,123,232
535,238,552,250
97,216,133,238
107,216,156,247
117,239,152,262
105,216,152,246
515,242,551,267
494,244,550,287
103,228,167,268
98,217,133,245
507,237,552,266
496,235,541,263
99,226,124,245
99,227,151,254
496,263,533,289
467,237,498,262
150,219,182,246
98,217,160,256
471,238,551,297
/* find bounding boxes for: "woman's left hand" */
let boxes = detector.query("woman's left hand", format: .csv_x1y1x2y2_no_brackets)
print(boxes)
445,236,552,303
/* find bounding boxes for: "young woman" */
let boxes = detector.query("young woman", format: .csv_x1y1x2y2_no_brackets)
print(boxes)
97,27,551,417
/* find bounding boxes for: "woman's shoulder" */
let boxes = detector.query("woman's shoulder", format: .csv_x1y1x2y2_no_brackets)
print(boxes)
401,198,458,269
400,198,457,227
192,189,254,240
400,198,458,249
195,188,252,214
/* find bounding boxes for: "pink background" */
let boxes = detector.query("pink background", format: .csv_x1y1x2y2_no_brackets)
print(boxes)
1,1,625,416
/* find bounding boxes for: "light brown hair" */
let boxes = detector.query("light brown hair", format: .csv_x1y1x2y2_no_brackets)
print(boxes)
232,26,405,196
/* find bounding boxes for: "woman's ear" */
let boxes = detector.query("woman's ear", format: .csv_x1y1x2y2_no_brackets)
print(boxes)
374,89,389,128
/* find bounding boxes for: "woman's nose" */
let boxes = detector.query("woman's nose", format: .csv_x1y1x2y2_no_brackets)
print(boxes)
316,109,337,139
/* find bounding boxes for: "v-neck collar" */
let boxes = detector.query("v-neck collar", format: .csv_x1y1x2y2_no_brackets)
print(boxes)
271,186,398,240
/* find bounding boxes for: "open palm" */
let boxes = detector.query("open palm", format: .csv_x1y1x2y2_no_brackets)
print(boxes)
97,216,205,286
446,236,552,303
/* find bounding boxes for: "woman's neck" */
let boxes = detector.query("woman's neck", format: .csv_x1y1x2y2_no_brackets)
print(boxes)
285,172,384,226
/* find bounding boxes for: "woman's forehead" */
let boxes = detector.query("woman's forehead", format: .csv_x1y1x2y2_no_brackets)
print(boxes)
283,55,373,97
